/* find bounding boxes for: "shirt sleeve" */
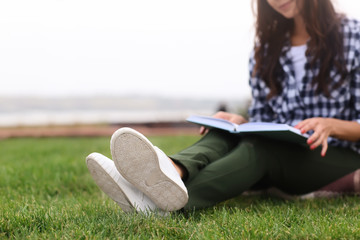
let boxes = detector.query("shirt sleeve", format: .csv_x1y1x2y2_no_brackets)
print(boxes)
247,51,274,122
348,19,360,122
351,62,360,122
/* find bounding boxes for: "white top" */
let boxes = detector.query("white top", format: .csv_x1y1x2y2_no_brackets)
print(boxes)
288,44,307,85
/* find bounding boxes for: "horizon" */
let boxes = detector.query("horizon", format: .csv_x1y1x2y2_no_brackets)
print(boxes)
1,1,359,101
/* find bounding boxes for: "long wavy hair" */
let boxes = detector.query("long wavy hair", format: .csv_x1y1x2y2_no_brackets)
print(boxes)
253,0,347,99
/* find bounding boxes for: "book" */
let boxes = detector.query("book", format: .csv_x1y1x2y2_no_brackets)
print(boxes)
186,115,308,145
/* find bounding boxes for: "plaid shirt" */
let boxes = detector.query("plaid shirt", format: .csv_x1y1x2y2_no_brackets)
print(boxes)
248,17,360,153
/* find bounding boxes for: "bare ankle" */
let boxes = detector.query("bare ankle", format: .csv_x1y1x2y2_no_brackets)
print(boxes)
169,158,185,179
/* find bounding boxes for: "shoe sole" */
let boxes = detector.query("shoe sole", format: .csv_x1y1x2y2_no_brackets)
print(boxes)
86,153,134,212
111,128,188,211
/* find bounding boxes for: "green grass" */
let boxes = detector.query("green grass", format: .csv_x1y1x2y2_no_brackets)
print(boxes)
1,135,360,239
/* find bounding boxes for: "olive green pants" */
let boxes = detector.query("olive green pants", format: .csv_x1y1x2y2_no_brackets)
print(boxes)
170,129,360,210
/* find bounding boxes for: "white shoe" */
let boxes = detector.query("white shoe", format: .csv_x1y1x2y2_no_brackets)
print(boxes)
86,152,160,214
110,127,188,211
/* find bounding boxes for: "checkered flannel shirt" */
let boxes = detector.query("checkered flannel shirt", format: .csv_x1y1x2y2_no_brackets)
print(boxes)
248,17,360,154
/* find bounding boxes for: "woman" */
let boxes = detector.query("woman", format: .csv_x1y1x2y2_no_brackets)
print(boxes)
86,0,360,213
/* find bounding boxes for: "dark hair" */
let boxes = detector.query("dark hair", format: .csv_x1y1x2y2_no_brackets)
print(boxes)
253,0,347,99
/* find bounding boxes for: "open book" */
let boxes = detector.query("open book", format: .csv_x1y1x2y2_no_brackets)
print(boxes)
186,115,308,145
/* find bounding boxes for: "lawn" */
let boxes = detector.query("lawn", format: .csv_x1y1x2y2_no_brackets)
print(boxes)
1,135,360,239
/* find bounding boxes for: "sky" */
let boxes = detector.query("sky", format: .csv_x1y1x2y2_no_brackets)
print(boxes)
0,0,359,101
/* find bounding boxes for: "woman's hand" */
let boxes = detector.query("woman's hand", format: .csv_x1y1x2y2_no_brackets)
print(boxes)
295,118,334,157
295,118,360,156
199,111,248,135
295,117,360,157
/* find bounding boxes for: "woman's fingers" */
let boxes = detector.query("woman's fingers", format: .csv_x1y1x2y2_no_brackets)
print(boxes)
199,126,205,135
296,118,331,156
296,120,316,134
212,111,247,125
309,133,324,150
321,140,328,157
199,126,208,135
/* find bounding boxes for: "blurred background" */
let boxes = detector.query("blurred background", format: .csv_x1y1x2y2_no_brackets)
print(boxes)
0,0,358,136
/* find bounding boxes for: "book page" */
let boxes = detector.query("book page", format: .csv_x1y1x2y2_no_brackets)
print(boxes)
236,122,302,134
186,115,238,131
